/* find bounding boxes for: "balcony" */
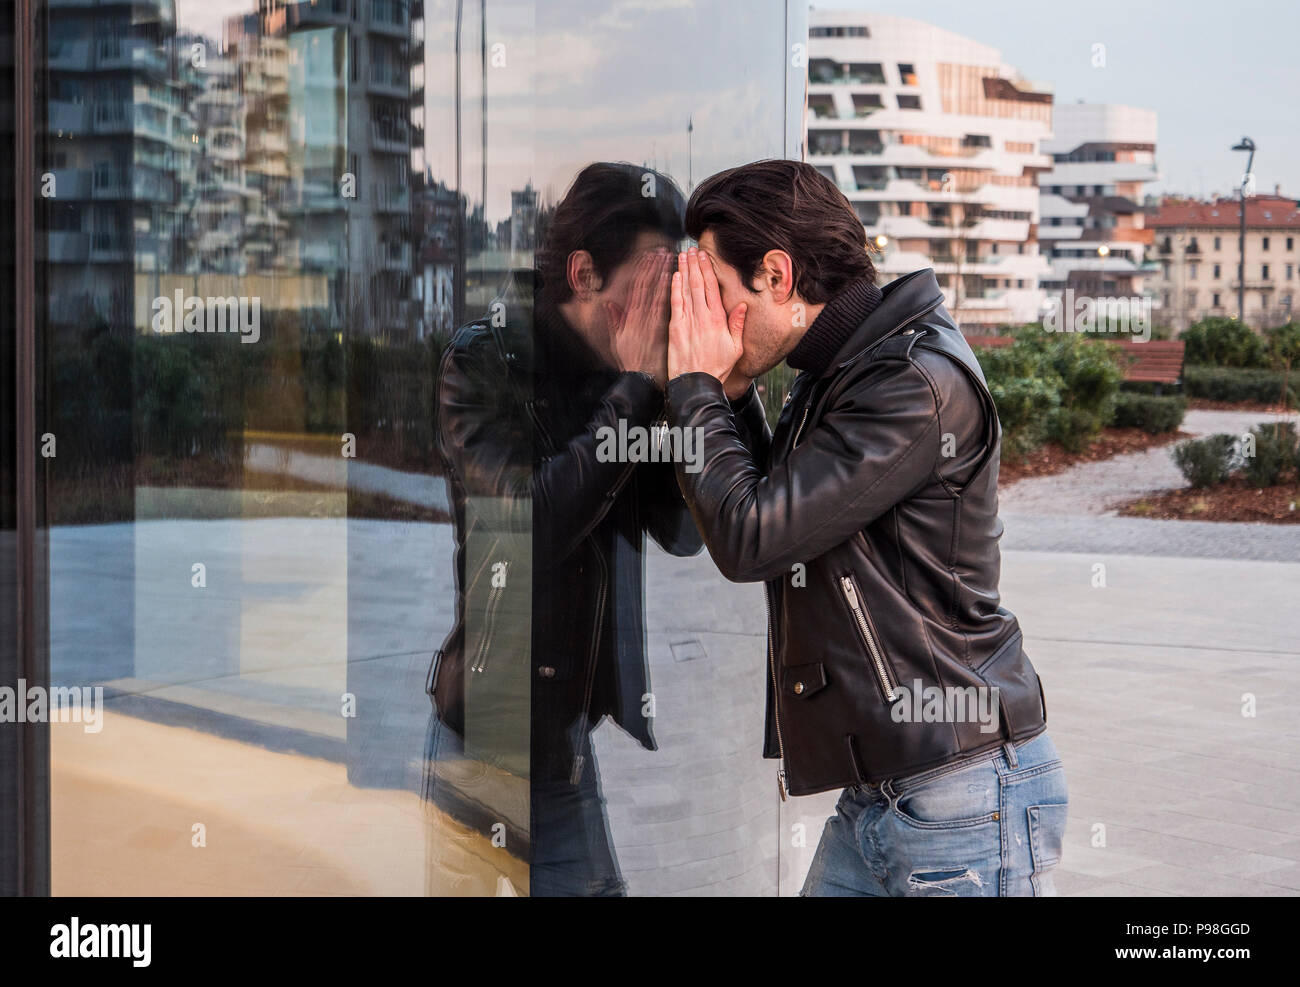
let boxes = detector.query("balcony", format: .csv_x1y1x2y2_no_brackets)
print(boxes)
369,63,408,99
369,0,409,38
373,183,411,213
370,119,410,154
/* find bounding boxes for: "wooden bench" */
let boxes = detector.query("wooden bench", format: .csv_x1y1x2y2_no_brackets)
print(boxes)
965,335,1186,389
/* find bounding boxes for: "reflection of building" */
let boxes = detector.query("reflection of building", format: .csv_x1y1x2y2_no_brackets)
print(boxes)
255,0,424,337
45,0,198,327
1039,103,1160,308
806,11,1053,328
1149,192,1300,331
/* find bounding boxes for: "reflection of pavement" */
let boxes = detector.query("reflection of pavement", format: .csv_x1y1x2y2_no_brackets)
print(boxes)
50,509,1300,895
245,444,448,512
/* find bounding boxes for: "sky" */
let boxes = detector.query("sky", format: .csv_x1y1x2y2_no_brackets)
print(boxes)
826,0,1300,200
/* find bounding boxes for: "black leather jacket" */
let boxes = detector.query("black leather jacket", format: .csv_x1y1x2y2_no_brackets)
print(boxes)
429,279,702,781
666,269,1048,797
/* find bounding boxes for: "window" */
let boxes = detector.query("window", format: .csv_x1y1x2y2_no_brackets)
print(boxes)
1187,290,1197,307
1214,236,1221,250
1189,263,1198,280
1288,237,1295,250
1213,264,1221,278
1288,264,1294,281
1263,237,1270,251
897,94,922,110
810,25,869,37
1213,293,1221,308
898,63,917,85
1262,264,1270,279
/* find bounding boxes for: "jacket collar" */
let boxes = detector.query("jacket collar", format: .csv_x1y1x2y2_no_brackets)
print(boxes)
816,268,947,378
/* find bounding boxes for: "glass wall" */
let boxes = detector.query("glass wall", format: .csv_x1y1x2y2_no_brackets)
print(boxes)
22,0,812,895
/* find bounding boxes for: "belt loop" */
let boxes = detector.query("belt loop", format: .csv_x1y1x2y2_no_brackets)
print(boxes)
1002,741,1019,769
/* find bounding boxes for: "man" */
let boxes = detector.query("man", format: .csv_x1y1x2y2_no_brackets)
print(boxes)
426,162,701,896
664,159,1068,896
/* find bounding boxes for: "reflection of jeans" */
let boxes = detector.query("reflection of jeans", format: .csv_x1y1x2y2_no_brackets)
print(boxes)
800,732,1068,897
423,710,626,897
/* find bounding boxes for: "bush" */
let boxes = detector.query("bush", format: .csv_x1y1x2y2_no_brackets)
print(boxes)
1172,434,1236,488
1242,421,1299,488
1111,393,1187,433
1181,317,1269,368
1029,332,1125,453
1183,366,1300,407
976,337,1062,458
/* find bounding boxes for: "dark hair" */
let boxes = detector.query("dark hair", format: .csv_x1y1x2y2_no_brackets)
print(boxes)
685,159,875,304
535,162,685,306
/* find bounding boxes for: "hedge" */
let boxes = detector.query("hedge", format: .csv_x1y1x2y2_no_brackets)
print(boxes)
1182,366,1299,408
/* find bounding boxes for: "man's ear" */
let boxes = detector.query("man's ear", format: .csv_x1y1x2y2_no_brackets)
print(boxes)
566,249,602,300
760,249,797,305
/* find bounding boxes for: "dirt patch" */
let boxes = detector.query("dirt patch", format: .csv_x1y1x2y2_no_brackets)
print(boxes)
1188,398,1295,414
1118,478,1300,524
1000,428,1192,486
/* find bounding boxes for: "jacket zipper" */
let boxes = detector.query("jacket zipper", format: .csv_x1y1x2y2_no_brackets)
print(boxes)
569,545,608,785
471,560,509,674
839,574,898,702
764,582,788,801
792,404,810,449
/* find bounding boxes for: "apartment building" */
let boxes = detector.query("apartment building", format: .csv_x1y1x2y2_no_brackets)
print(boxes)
1039,103,1160,306
806,11,1053,329
1149,192,1300,331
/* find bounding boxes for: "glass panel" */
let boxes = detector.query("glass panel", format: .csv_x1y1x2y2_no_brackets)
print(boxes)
40,0,803,896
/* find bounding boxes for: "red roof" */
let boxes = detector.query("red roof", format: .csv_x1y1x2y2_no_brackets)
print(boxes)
1148,194,1300,230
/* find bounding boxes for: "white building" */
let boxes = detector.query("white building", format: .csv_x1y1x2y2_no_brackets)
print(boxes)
1039,103,1160,307
806,11,1053,328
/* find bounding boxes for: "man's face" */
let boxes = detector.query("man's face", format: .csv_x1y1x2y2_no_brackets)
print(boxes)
698,230,794,379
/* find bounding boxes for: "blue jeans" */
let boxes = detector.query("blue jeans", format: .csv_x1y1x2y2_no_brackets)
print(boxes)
800,732,1068,897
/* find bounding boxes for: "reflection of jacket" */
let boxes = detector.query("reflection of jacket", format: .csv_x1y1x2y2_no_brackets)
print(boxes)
667,269,1048,797
428,282,702,779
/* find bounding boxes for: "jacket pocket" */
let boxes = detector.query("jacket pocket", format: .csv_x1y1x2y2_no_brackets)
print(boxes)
838,573,900,703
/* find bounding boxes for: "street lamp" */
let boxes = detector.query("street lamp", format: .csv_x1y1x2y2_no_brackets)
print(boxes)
1231,137,1256,324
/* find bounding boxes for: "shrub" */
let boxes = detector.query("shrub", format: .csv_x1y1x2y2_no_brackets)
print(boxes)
1181,317,1268,368
975,337,1062,459
1029,333,1125,453
1183,366,1300,407
1172,434,1236,488
1242,421,1299,488
1111,393,1187,433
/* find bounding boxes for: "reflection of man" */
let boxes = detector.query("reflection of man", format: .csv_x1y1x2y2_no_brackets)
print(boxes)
425,163,701,896
665,160,1068,896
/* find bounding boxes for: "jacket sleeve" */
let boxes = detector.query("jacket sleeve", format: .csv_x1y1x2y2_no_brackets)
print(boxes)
437,338,665,566
727,380,773,464
664,361,942,583
635,458,705,557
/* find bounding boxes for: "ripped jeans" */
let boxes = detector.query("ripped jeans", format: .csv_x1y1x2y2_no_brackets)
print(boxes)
800,732,1068,897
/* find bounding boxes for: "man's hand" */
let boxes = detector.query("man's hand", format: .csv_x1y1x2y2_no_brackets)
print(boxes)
606,249,673,387
669,247,746,384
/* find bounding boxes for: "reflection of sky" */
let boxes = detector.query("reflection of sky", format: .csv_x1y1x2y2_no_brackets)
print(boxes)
427,0,796,221
177,0,1300,209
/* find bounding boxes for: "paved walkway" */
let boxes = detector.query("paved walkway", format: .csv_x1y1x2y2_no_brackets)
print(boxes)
999,408,1299,518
